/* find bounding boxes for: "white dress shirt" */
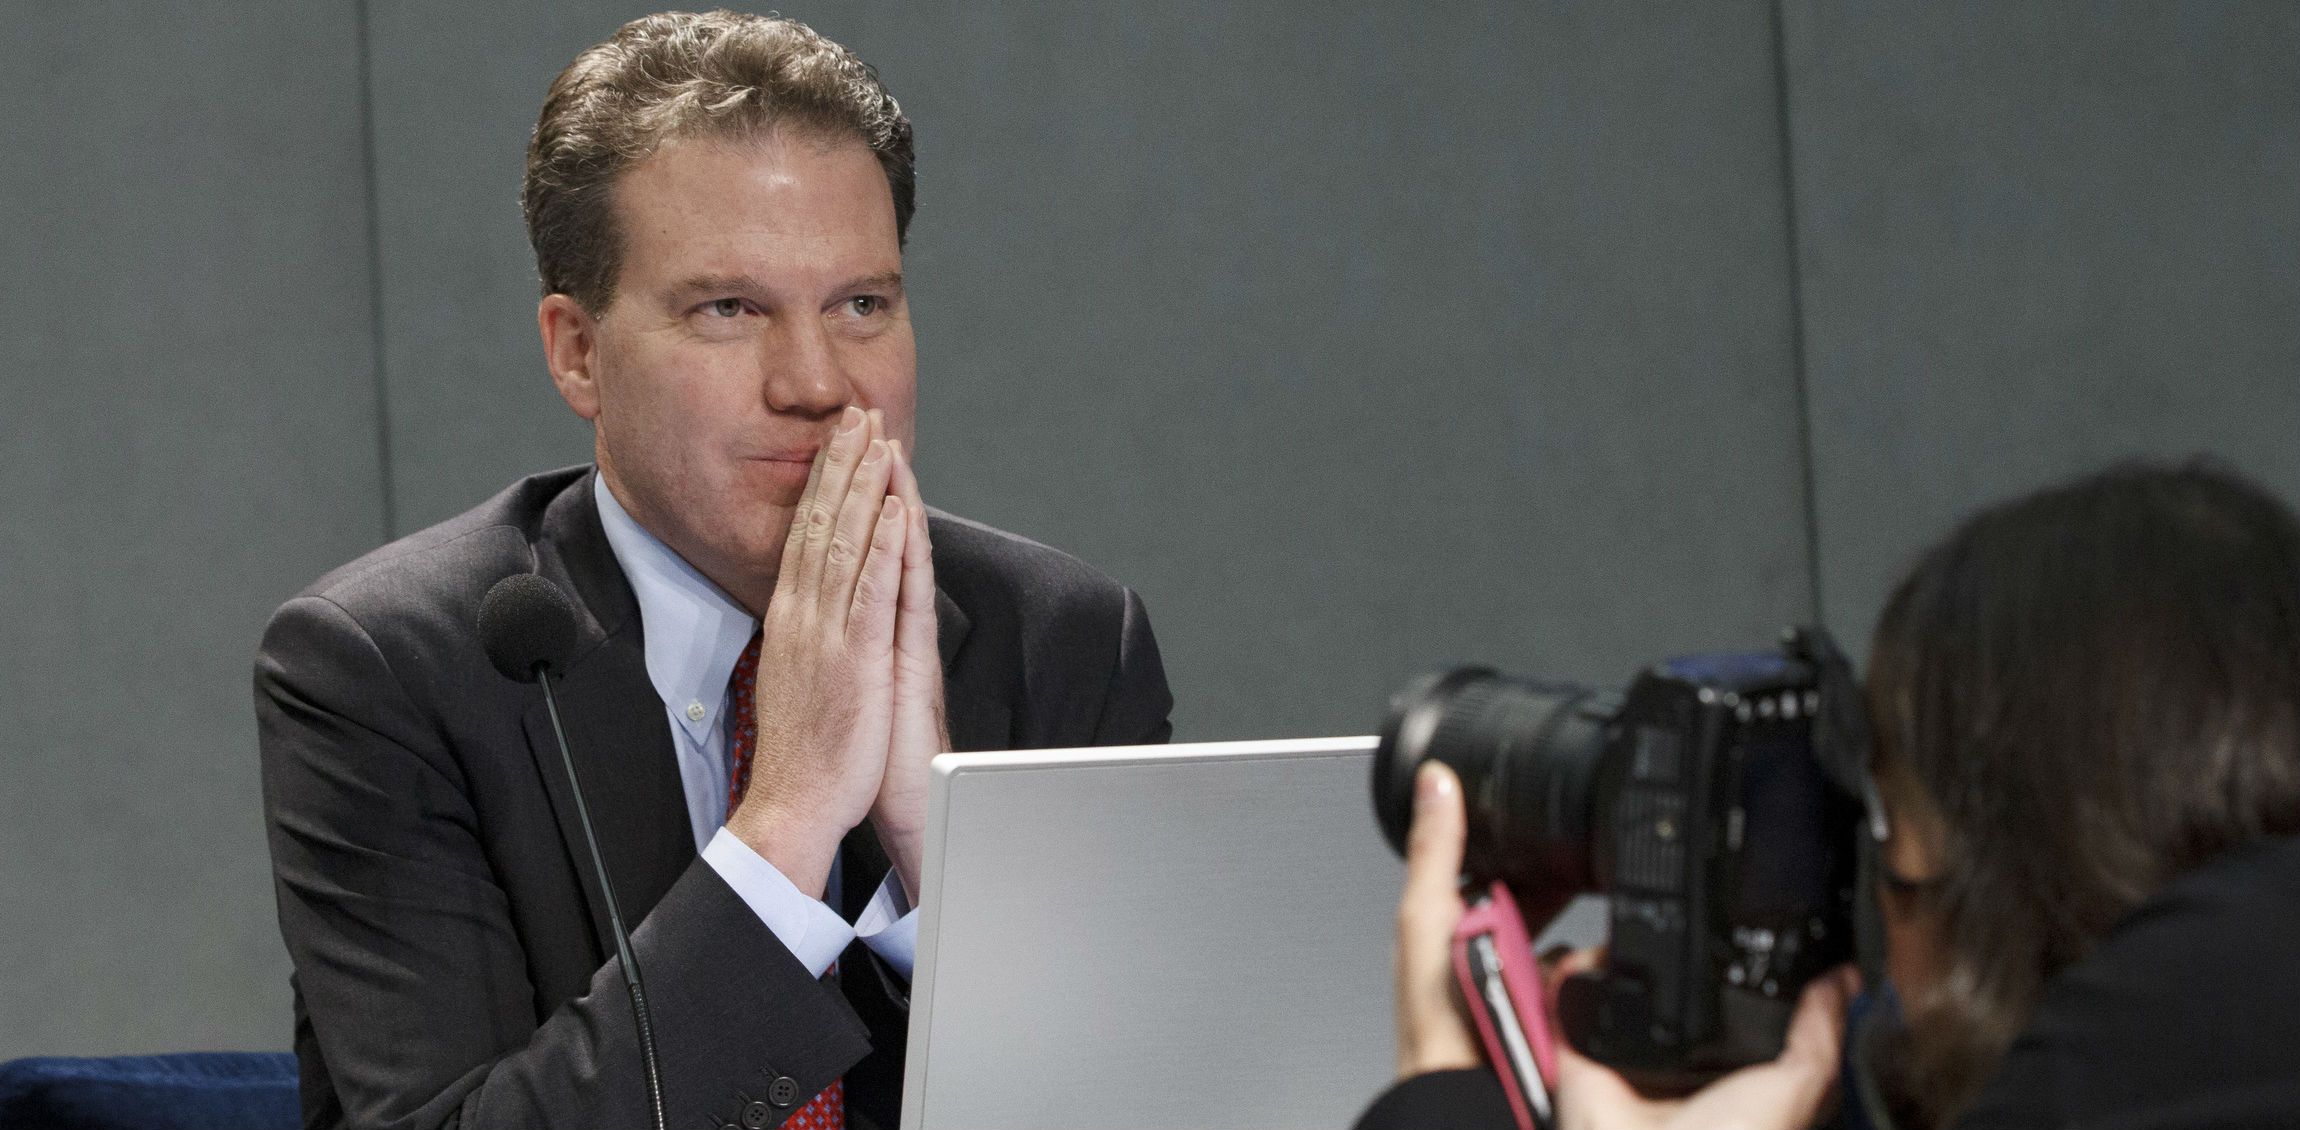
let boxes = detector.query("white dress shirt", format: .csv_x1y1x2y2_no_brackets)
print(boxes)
593,476,919,979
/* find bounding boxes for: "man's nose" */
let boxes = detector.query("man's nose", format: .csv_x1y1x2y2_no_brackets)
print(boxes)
761,319,850,417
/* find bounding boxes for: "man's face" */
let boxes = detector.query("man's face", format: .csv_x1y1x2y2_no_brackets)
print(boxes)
546,129,916,608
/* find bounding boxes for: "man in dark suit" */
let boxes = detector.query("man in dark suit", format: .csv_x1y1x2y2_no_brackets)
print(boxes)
256,13,1171,1130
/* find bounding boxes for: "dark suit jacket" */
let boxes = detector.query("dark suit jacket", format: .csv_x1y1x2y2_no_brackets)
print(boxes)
257,467,1173,1130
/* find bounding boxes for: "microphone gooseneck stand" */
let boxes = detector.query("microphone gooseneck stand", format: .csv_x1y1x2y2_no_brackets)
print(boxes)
537,663,669,1130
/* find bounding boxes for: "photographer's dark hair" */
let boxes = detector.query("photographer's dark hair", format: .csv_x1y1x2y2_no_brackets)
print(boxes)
1867,460,2300,1126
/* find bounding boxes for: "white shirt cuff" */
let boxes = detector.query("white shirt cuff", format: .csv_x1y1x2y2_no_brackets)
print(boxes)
854,870,920,981
701,826,855,978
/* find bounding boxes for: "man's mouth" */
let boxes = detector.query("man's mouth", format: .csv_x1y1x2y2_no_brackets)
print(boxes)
746,452,818,501
750,447,820,466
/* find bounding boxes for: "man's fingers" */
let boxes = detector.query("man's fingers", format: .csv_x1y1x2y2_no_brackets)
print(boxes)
848,495,905,644
790,405,872,599
890,437,925,514
891,442,939,648
775,441,834,599
822,436,896,613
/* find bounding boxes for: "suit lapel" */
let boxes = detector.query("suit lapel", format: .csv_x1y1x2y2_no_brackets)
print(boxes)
521,639,693,958
934,587,969,671
521,472,695,958
932,581,1011,751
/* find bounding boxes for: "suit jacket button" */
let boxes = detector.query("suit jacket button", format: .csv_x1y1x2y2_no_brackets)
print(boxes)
766,1076,801,1108
743,1097,775,1127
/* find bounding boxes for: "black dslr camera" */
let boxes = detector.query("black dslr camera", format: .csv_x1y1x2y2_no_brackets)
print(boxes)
1372,628,1875,1090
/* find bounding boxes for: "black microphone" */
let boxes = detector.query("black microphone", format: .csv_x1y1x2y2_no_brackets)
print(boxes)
480,573,668,1130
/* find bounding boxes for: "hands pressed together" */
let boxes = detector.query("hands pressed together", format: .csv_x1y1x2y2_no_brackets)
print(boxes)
717,407,1862,1126
1395,762,1861,1130
724,405,946,905
711,406,1863,1127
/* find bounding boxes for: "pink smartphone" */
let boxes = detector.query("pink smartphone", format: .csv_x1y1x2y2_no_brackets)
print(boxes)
1452,881,1563,1130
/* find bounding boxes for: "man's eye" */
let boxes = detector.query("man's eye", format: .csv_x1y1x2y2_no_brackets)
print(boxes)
705,298,745,318
849,296,882,317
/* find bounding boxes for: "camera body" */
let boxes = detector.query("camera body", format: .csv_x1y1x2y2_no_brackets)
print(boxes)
1376,636,1865,1089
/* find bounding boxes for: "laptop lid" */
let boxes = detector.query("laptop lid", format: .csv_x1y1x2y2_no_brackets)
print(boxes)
899,736,1399,1130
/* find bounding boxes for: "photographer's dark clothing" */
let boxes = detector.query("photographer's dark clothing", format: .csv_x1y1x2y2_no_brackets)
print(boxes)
1356,835,2300,1130
1351,1069,1511,1130
1955,833,2300,1129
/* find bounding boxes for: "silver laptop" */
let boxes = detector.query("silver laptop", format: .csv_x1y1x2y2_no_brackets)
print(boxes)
898,736,1401,1130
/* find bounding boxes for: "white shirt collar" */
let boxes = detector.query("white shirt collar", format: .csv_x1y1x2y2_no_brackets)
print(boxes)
592,474,759,747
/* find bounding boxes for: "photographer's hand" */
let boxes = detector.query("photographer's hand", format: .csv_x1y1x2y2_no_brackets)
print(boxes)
1553,953,1860,1130
1392,756,1858,1127
1394,762,1483,1078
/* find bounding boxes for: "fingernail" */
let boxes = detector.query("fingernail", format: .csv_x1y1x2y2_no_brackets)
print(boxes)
863,439,888,465
1415,762,1451,810
881,496,903,521
840,406,865,433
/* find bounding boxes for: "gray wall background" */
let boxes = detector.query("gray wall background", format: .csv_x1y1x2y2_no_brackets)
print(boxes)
3,0,2293,1060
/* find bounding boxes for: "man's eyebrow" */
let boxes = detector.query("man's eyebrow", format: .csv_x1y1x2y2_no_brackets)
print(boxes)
839,271,905,295
663,272,905,303
666,273,767,302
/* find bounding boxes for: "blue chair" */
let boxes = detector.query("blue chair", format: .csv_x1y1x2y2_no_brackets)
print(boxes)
0,1053,297,1130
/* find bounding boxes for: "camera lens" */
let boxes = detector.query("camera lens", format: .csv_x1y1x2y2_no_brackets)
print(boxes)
1374,668,1615,897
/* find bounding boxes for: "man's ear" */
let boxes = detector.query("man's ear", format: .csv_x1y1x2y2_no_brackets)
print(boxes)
540,293,603,420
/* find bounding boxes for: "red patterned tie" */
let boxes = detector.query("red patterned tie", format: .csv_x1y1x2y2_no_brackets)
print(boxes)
726,630,847,1130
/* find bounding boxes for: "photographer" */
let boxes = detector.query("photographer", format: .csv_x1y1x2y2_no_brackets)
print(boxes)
1361,462,2300,1130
